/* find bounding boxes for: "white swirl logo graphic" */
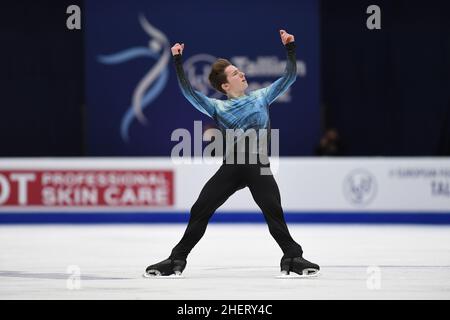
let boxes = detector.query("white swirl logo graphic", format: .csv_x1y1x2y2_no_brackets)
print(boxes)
343,169,377,206
97,15,170,142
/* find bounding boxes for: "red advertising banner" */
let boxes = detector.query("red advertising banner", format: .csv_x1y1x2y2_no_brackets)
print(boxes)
0,170,174,207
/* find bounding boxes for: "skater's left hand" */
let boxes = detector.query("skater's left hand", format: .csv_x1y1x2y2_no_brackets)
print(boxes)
279,29,295,45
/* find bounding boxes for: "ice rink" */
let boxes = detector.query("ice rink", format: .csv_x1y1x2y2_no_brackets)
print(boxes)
0,224,449,300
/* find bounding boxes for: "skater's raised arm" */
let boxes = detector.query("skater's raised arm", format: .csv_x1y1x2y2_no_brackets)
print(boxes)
172,43,216,118
260,30,297,105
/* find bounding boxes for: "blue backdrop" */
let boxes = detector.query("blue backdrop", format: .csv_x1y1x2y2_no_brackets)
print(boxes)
85,0,320,156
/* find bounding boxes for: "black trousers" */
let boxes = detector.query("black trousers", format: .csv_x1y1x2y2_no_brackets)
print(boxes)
169,162,303,260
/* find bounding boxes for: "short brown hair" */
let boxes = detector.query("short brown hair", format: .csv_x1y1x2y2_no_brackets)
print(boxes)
208,58,231,94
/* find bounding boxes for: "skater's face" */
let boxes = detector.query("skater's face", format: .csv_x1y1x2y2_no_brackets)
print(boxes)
221,65,248,94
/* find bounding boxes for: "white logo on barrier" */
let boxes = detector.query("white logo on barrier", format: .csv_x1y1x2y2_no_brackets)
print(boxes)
343,169,377,206
0,173,36,205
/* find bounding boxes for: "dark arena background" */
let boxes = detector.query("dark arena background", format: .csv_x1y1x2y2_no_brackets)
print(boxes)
0,0,449,309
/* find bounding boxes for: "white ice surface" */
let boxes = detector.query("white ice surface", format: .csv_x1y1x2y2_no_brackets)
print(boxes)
1,224,450,300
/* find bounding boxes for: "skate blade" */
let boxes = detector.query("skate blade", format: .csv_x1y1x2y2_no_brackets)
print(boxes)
276,269,320,279
143,270,184,279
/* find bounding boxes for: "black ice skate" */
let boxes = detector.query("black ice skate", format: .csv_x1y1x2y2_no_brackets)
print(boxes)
143,258,186,278
277,256,320,278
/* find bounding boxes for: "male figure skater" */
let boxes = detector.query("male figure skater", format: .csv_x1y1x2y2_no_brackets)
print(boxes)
144,30,319,278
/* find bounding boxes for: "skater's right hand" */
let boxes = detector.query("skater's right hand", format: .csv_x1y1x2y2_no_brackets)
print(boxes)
279,30,295,45
171,43,184,56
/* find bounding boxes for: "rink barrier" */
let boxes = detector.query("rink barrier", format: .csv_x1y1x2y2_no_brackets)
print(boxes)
1,157,449,224
1,212,450,224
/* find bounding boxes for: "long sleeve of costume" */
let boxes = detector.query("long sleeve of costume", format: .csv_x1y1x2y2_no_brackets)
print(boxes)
173,54,216,118
261,42,297,105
